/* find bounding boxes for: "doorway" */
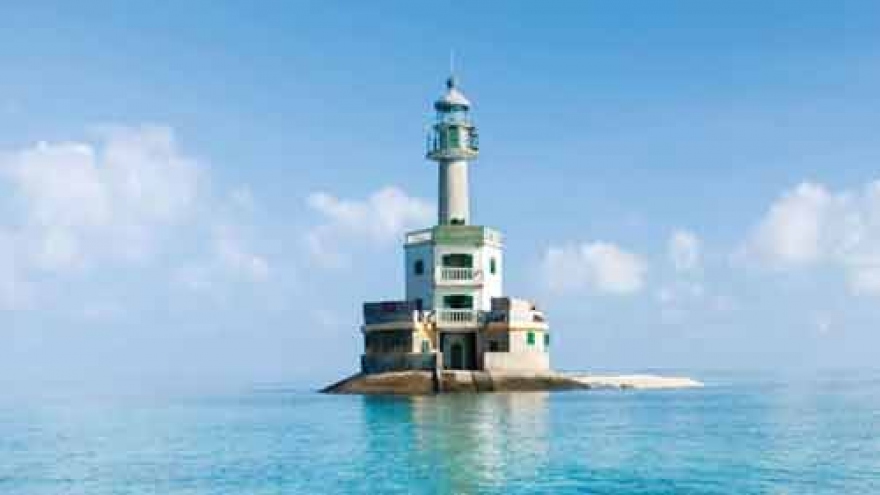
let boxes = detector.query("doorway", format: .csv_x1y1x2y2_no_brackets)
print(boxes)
441,332,477,370
450,343,463,369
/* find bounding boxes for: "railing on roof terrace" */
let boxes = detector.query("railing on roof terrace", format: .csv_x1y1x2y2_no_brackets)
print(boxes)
405,229,433,244
405,226,503,246
363,301,423,325
486,309,547,325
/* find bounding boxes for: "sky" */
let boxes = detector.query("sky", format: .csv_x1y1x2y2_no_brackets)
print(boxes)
2,1,880,392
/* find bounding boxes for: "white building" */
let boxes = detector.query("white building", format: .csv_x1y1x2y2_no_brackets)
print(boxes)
361,76,551,373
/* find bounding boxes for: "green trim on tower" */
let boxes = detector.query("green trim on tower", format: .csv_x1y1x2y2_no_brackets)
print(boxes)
433,225,484,245
430,225,503,246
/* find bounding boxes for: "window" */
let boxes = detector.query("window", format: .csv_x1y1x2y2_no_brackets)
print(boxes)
414,259,424,276
443,294,473,309
442,253,473,268
448,127,461,148
544,334,550,347
527,331,536,346
414,298,423,311
469,128,479,151
490,257,497,275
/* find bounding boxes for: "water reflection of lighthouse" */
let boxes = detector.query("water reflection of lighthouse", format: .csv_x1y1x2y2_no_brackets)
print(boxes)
359,393,550,491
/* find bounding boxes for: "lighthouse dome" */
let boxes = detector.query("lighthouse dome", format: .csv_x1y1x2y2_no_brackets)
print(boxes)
434,76,471,111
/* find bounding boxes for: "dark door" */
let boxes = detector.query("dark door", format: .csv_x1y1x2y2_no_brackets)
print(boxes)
464,333,477,369
450,343,464,370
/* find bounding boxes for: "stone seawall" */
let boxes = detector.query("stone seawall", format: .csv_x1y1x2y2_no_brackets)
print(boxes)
321,370,702,395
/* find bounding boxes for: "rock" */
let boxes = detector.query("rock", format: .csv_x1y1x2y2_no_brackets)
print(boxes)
439,371,477,393
321,371,435,395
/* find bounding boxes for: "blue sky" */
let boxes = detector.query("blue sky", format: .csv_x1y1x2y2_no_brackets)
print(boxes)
2,1,880,391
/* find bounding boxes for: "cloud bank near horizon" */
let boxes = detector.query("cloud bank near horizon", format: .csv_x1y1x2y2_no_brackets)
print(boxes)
3,124,880,382
0,125,269,311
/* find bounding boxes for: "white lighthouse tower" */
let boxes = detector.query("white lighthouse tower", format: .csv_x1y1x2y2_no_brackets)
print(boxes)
360,75,551,373
428,75,477,226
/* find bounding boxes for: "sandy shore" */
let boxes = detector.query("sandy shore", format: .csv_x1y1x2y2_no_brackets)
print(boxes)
322,370,703,395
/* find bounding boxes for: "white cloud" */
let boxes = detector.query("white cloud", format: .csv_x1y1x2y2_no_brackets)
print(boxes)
543,241,647,294
2,125,200,271
744,179,880,296
0,125,270,309
668,229,701,272
745,182,834,266
305,186,432,266
846,259,880,296
174,226,270,292
212,225,270,283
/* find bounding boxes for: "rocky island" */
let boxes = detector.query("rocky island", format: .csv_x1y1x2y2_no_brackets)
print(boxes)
323,371,702,395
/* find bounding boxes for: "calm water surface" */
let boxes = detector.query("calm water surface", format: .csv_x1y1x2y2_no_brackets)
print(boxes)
1,372,879,494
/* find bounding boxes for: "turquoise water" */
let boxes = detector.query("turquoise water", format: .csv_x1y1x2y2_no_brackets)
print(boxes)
2,372,879,494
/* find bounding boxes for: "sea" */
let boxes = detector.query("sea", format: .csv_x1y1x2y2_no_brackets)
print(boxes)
1,371,878,494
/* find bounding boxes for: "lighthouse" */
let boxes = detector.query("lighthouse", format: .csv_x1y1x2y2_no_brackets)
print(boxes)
427,75,478,226
360,75,551,373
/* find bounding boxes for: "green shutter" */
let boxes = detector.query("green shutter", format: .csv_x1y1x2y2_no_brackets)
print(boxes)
527,331,535,345
544,334,550,347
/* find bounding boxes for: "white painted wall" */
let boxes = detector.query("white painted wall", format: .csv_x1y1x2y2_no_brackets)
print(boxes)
405,243,434,309
481,244,503,308
509,329,548,353
483,351,550,372
438,160,469,225
431,242,502,311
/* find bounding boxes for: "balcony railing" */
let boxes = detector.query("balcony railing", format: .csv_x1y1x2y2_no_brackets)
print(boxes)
436,267,482,284
435,309,482,327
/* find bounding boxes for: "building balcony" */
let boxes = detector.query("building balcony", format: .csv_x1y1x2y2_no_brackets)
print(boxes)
486,297,549,331
434,309,483,328
363,300,425,329
435,267,483,285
